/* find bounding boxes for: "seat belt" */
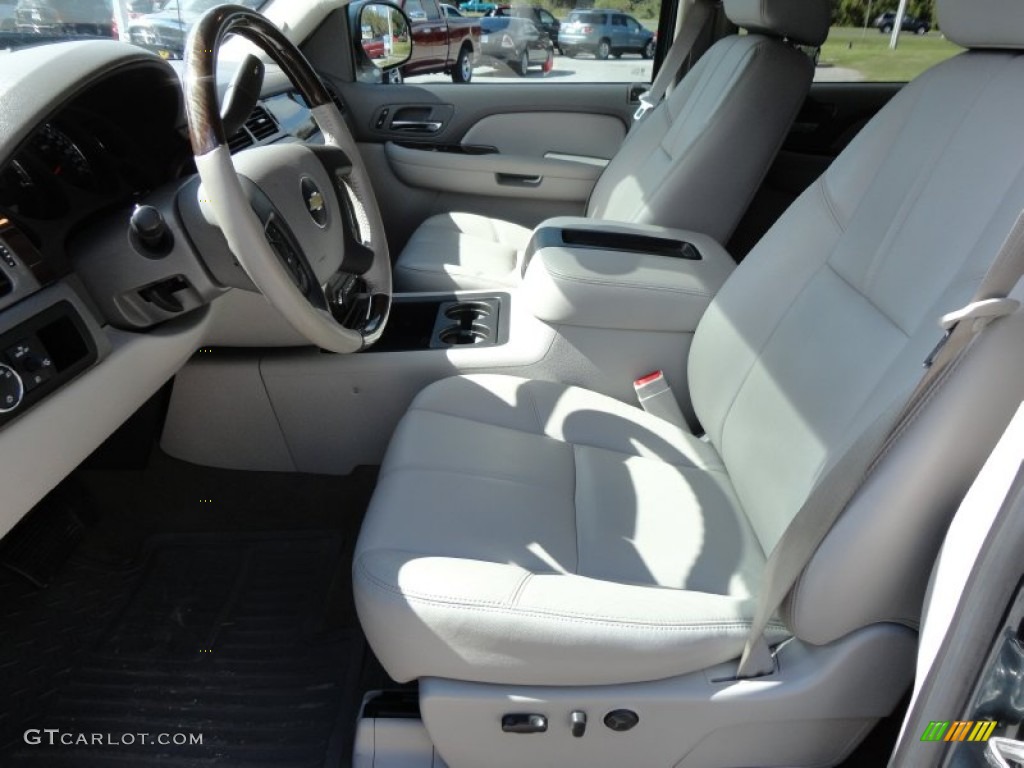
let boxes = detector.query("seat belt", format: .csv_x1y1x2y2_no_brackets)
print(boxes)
736,211,1024,679
633,0,717,122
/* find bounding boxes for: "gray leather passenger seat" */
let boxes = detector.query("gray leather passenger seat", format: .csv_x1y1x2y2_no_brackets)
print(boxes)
353,0,1024,765
393,0,830,292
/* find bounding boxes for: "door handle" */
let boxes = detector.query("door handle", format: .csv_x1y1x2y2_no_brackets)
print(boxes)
496,173,542,187
390,120,443,133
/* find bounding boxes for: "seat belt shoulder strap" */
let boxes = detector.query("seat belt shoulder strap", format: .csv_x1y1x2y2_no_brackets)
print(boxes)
736,210,1024,679
634,0,715,121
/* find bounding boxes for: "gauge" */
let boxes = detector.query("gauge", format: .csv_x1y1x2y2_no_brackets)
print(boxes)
31,124,96,190
0,159,68,221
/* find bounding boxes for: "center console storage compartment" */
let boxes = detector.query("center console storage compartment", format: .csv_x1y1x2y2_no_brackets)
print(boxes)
366,292,510,353
522,217,736,334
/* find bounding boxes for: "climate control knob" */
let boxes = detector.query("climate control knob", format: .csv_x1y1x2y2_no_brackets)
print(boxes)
0,364,24,413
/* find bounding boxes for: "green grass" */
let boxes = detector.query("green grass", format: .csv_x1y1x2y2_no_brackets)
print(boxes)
820,26,962,82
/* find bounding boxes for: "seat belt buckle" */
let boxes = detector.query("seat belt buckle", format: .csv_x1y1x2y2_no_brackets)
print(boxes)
923,328,952,369
633,95,655,122
633,371,687,428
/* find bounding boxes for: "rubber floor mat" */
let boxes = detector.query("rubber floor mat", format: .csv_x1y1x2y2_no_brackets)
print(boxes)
3,532,364,767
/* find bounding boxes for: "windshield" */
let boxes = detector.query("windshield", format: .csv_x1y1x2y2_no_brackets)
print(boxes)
1,0,265,60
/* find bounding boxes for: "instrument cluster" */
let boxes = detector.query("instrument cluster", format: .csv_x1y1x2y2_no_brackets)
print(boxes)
0,111,161,223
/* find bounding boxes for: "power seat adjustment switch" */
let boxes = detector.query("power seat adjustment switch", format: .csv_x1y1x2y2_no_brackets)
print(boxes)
570,710,587,738
501,713,548,734
603,709,639,732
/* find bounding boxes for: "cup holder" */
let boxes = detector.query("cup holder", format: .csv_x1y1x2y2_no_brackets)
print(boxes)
438,324,490,345
431,297,504,349
444,301,493,321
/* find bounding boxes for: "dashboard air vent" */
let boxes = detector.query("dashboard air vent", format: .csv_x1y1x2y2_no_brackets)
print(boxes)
246,105,279,141
227,130,254,153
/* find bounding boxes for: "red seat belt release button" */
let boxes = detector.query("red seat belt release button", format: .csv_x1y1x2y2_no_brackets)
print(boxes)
633,370,687,428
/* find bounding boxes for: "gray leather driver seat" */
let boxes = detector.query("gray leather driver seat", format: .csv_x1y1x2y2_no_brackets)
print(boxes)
355,1,1024,765
392,0,831,292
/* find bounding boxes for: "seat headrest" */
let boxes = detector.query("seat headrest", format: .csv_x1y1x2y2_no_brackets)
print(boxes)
937,0,1024,49
723,0,831,47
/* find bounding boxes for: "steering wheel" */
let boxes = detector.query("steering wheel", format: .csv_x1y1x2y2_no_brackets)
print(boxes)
183,5,390,353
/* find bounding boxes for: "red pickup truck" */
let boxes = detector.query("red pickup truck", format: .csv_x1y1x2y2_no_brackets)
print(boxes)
393,0,481,83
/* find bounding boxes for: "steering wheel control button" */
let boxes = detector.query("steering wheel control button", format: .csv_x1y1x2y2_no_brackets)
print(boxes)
603,709,639,732
570,710,587,738
0,364,25,413
501,713,548,734
265,220,311,295
300,176,328,228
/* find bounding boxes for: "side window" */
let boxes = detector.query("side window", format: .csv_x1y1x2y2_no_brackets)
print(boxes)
403,0,427,21
421,0,440,20
395,3,660,84
815,8,962,83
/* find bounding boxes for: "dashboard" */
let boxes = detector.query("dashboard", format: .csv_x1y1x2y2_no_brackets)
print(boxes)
0,65,187,311
0,40,319,539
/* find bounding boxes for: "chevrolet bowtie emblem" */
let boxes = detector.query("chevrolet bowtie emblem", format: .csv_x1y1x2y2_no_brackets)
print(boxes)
300,177,328,227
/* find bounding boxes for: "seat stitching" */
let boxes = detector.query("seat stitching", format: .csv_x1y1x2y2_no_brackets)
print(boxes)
507,572,533,607
818,179,846,233
523,385,545,433
378,463,565,488
405,405,549,438
358,557,789,632
825,261,909,335
716,257,832,463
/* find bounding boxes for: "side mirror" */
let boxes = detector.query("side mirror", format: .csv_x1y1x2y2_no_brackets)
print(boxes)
354,2,413,73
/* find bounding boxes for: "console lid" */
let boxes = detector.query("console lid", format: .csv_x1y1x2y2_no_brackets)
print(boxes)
523,217,735,332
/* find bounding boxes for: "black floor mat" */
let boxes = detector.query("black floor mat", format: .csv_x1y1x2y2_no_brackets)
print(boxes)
2,531,365,767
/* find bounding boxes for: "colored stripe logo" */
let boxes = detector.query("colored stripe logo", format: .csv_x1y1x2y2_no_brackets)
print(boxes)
920,720,997,742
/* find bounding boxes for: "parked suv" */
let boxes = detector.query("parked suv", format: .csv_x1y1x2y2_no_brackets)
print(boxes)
874,10,930,34
14,0,113,35
558,8,653,59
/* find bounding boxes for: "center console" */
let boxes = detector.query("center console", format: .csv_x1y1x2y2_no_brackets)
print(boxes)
368,293,510,352
521,216,735,333
162,217,738,477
